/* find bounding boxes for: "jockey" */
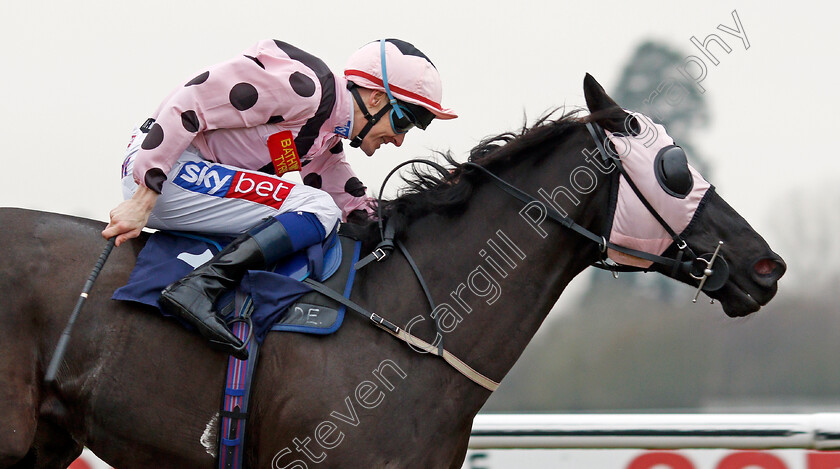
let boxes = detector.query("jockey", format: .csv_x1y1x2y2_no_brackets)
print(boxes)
102,39,457,359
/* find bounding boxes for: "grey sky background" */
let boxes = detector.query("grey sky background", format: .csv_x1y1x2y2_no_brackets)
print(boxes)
1,1,837,292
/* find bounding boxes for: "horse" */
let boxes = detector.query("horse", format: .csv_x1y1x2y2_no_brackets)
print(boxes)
0,74,785,468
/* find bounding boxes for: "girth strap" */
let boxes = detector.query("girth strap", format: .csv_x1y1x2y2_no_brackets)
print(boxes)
217,293,260,469
301,278,499,391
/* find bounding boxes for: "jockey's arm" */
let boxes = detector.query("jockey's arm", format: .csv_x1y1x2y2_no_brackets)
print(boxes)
102,186,159,246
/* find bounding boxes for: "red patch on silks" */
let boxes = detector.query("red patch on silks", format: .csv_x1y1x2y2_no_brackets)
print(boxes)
267,130,302,176
227,171,295,210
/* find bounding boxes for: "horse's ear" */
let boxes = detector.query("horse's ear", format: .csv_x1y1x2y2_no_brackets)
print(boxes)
583,73,619,113
583,73,634,133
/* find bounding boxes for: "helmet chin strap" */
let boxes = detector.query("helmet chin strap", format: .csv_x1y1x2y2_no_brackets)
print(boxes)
348,83,391,148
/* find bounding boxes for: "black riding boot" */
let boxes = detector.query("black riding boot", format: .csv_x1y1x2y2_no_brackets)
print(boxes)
159,217,293,359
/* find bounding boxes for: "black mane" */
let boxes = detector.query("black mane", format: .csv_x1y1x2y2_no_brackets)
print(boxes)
345,107,617,249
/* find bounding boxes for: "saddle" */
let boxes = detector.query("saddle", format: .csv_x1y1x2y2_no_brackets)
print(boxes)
112,229,360,342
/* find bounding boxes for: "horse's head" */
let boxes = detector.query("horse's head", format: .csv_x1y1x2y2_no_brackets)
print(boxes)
583,74,785,316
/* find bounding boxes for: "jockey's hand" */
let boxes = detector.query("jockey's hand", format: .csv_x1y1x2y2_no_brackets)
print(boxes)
102,186,159,246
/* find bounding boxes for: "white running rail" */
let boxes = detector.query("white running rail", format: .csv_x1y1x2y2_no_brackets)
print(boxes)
469,414,840,450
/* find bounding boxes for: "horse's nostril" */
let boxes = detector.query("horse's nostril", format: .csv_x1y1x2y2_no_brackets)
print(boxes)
754,259,776,276
753,257,786,280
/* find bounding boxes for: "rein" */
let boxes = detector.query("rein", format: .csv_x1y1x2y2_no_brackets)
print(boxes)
319,120,730,391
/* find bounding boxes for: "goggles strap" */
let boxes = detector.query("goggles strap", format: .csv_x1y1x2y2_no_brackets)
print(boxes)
380,39,405,120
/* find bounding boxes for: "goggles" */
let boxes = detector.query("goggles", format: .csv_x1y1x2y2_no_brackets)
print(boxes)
389,103,418,134
380,40,434,133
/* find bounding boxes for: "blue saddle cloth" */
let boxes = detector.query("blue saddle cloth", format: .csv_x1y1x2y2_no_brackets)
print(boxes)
112,229,344,342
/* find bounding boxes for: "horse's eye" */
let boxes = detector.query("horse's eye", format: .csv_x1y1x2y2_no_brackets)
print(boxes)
654,145,694,198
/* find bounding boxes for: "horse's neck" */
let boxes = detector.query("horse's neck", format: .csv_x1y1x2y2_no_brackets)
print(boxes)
397,130,611,396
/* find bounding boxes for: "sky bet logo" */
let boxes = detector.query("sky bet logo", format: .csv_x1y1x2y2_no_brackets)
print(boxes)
174,161,294,209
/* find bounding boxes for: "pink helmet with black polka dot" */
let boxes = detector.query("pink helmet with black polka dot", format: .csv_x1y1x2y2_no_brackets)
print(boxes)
345,39,457,123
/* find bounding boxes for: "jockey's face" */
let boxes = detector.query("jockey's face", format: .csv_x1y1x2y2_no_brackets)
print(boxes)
352,90,408,156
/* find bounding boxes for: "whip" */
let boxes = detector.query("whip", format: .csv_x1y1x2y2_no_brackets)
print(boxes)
44,237,116,385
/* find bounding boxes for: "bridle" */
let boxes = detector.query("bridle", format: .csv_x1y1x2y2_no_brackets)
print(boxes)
313,118,731,391
361,120,730,298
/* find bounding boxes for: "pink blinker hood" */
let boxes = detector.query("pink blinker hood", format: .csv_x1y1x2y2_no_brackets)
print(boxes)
605,113,712,268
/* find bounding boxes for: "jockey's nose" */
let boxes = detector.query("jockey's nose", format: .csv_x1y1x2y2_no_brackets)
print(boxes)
393,134,405,147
